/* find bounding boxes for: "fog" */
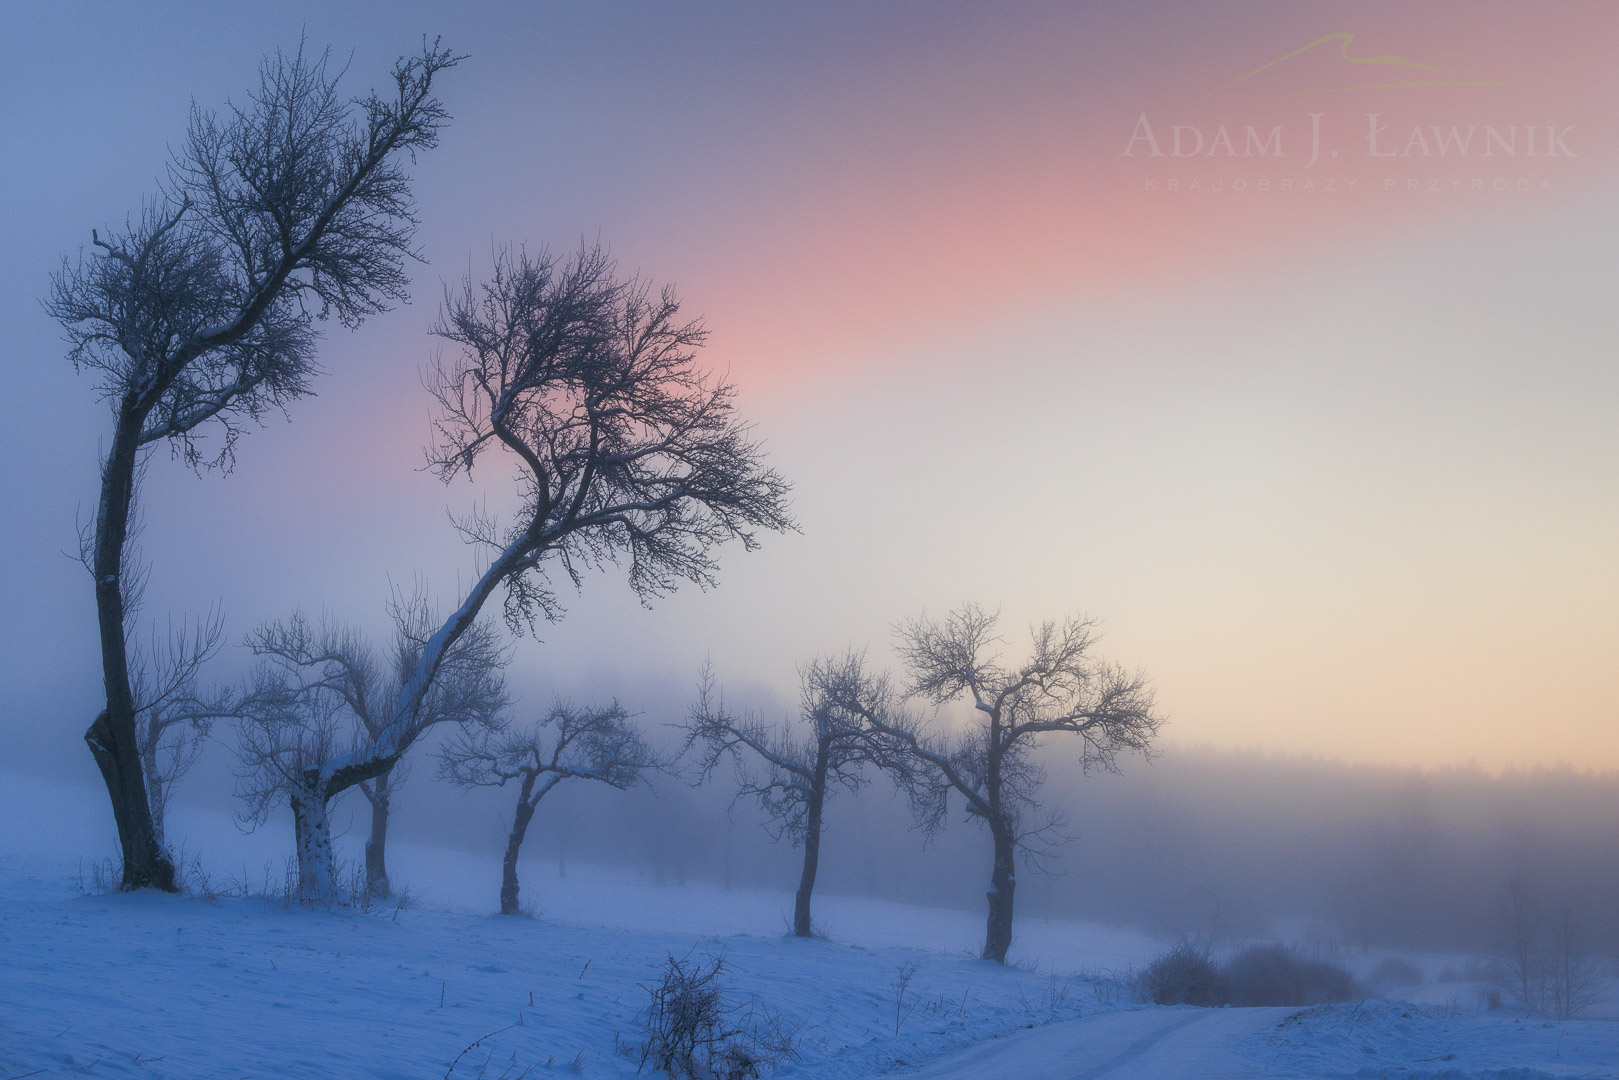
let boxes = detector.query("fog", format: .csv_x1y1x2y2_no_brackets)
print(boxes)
435,745,1619,956
118,662,1619,959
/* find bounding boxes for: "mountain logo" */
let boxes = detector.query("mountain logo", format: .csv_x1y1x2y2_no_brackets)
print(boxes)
1202,32,1511,102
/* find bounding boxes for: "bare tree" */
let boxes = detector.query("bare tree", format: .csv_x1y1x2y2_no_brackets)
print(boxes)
356,759,408,899
235,605,507,901
846,604,1163,963
349,593,496,899
1491,877,1543,1013
230,241,789,901
130,609,236,853
683,654,895,938
1545,906,1606,1020
440,701,657,914
1488,879,1606,1019
46,38,460,890
422,243,794,640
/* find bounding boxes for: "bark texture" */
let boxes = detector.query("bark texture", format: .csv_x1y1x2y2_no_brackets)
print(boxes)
984,825,1018,963
499,774,539,915
791,750,830,938
86,415,175,891
290,785,335,901
363,769,393,899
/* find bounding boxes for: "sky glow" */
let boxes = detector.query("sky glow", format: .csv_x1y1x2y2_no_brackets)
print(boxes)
1,1,1614,773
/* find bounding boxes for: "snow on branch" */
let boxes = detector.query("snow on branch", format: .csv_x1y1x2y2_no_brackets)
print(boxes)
235,599,508,814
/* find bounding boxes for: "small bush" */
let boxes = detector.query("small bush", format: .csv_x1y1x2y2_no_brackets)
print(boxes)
75,855,121,896
1137,942,1360,1008
639,952,798,1080
1223,944,1357,1007
1136,943,1226,1006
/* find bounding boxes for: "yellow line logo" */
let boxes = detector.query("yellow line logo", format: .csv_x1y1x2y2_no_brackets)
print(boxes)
1202,32,1512,101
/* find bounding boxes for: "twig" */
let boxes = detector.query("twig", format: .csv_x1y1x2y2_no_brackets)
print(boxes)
893,963,919,1036
444,1024,517,1079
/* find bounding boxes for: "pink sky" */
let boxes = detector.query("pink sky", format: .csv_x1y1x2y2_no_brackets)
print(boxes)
650,4,1619,393
3,2,1615,774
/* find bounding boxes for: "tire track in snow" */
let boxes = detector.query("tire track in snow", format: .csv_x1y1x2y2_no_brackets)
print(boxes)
900,1006,1299,1080
1069,1010,1207,1078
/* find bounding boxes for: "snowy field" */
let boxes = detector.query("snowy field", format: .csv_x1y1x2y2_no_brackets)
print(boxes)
3,774,1616,1079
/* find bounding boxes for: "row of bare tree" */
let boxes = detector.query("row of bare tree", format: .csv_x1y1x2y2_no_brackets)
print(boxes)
115,589,1162,967
686,605,1161,963
233,601,657,914
51,39,789,904
51,33,1162,966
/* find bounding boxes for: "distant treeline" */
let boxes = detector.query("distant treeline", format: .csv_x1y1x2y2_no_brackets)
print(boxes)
393,737,1619,956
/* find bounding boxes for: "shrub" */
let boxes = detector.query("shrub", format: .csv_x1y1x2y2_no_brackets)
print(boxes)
1136,943,1226,1006
1223,944,1357,1007
639,952,798,1080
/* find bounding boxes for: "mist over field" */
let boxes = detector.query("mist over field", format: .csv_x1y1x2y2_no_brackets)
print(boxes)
89,716,1618,958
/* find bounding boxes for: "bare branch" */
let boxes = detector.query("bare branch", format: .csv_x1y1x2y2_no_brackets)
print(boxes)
418,243,795,646
51,35,460,893
235,602,508,817
439,700,659,802
50,37,461,472
682,653,898,847
127,604,235,848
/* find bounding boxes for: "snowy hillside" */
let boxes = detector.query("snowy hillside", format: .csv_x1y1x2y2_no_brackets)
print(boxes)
0,773,1151,1078
3,774,1616,1079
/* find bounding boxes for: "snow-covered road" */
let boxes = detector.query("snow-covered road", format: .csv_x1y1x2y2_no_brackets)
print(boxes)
900,1006,1299,1079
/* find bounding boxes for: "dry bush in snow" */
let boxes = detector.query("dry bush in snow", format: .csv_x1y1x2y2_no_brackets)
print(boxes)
1137,942,1226,1007
638,953,798,1080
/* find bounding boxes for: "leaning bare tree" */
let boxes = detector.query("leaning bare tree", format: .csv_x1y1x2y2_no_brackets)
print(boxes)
846,604,1163,963
235,606,507,900
352,593,498,898
46,38,459,890
440,701,657,914
684,654,895,938
234,240,790,901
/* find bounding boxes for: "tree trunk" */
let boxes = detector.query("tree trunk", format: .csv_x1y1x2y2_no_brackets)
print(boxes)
85,407,176,892
500,774,538,915
138,718,168,856
364,768,393,898
792,747,830,938
290,785,336,903
982,821,1017,963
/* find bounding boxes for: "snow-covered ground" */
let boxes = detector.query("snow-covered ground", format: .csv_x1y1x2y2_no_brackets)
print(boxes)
890,1002,1619,1079
3,773,1616,1079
